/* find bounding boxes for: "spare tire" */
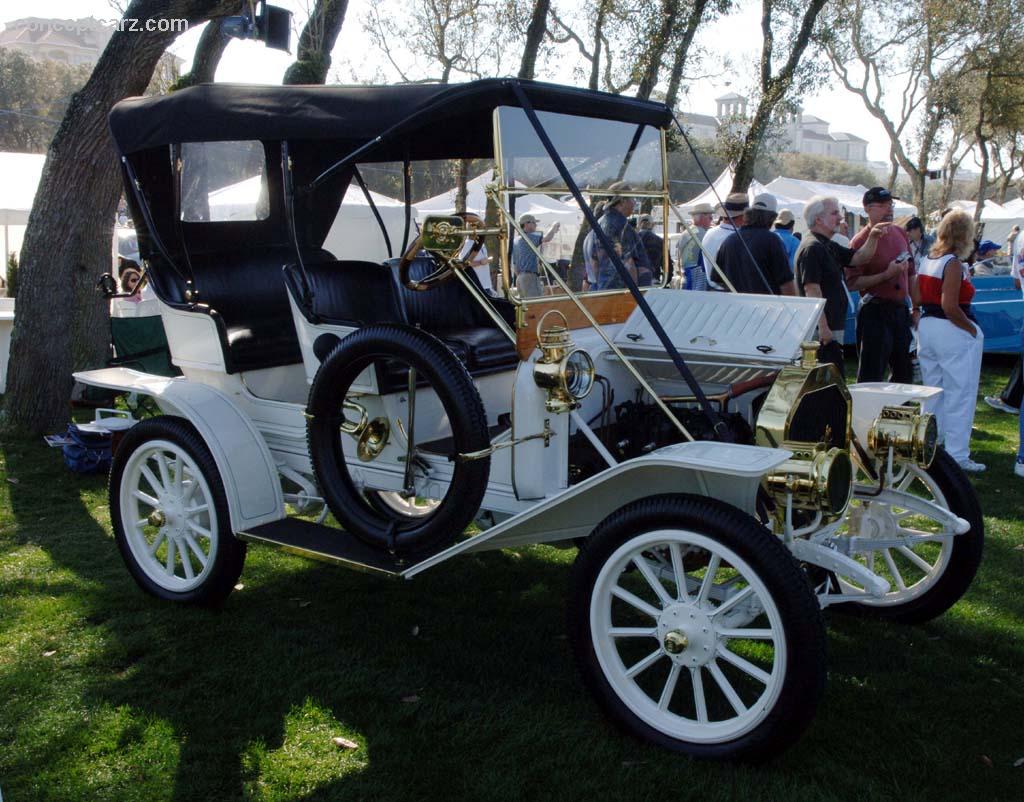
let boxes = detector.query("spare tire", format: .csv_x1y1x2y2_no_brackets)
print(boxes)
307,324,491,556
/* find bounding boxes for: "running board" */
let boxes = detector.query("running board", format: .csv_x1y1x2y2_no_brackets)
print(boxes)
236,518,451,578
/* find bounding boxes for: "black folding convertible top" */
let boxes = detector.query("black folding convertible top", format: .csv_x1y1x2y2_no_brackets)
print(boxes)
108,78,673,156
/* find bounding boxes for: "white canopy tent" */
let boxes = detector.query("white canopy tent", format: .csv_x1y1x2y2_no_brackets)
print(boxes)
0,152,46,277
208,176,408,262
676,169,918,234
943,199,1024,247
415,171,583,262
762,176,918,228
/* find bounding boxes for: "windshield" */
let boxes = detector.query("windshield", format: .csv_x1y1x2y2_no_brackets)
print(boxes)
494,107,664,192
493,107,669,299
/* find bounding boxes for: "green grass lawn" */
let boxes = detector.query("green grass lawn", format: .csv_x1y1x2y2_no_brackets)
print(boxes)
1,362,1023,801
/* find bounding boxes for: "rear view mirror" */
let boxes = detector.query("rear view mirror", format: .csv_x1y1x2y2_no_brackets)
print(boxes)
221,1,292,53
96,273,118,298
256,4,292,52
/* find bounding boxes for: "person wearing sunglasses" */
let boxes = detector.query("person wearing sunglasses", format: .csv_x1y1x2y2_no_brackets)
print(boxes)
844,187,916,383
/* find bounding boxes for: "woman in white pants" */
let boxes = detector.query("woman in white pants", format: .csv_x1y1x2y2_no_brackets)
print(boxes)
916,210,985,472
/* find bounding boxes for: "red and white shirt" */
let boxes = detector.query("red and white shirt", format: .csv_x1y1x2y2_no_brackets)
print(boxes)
918,253,974,307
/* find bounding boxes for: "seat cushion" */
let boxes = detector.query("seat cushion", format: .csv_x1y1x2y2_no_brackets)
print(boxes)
437,327,518,373
284,260,405,327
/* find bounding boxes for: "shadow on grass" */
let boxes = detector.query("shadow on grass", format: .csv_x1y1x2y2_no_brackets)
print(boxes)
2,431,1022,801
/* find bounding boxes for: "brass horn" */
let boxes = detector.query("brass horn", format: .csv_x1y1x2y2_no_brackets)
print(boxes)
339,399,390,462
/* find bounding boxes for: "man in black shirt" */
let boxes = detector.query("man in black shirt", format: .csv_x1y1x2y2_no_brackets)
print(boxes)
637,214,670,284
716,193,796,295
796,194,887,375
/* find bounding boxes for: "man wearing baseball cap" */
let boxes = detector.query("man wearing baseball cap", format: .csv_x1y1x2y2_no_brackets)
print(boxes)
846,186,916,383
715,193,796,295
512,213,560,298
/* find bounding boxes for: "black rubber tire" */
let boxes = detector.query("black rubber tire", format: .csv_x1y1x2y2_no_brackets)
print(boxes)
109,416,246,607
568,494,827,763
307,324,490,556
832,447,984,624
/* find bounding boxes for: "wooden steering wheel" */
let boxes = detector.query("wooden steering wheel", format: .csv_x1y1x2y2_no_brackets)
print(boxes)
399,213,486,292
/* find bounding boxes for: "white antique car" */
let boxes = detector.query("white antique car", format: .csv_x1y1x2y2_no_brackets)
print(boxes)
77,79,983,762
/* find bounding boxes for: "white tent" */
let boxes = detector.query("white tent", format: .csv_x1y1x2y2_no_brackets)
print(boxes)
0,152,46,273
762,176,917,223
943,199,1024,248
415,171,583,261
206,176,408,262
678,170,918,233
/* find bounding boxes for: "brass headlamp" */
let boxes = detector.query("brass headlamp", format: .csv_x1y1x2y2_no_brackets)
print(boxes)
764,441,854,517
533,310,595,413
867,404,938,469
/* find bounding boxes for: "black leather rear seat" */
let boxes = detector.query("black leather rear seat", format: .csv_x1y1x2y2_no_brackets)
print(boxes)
284,257,519,379
189,246,332,373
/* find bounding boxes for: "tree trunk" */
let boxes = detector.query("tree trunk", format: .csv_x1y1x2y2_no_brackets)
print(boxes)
171,8,238,89
731,99,776,193
455,159,469,213
997,175,1011,204
635,0,680,101
3,0,241,435
974,132,990,225
729,0,828,194
518,0,550,80
663,0,711,111
588,2,610,91
283,0,350,85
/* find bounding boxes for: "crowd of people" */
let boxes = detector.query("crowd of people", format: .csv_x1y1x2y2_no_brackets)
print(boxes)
506,183,1023,479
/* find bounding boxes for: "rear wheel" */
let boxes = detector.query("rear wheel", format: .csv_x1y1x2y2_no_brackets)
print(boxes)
569,495,826,763
110,416,245,606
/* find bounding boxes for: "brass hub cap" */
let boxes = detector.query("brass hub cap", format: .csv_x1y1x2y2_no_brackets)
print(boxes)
148,510,166,528
658,605,718,667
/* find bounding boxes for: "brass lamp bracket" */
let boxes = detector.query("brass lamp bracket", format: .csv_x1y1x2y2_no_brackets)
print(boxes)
456,420,554,462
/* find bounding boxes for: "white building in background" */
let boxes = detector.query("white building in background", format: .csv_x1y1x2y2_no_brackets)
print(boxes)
0,17,113,66
0,17,183,80
680,92,870,166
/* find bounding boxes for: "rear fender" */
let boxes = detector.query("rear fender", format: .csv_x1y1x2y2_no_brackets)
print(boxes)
73,367,283,532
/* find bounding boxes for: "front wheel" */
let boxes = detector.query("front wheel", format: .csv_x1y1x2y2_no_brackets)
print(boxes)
110,416,245,606
569,495,826,763
832,447,984,623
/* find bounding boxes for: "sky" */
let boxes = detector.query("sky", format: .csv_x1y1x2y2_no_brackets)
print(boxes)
2,0,899,164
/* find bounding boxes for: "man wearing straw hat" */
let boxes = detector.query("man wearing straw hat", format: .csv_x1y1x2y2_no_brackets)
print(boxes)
676,202,714,290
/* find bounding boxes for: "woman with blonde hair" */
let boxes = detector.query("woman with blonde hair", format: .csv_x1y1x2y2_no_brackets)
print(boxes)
916,209,985,471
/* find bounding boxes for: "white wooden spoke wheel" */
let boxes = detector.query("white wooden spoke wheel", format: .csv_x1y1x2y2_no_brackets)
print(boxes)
110,417,245,606
120,439,218,592
590,529,786,745
368,492,442,519
570,496,826,762
833,448,984,623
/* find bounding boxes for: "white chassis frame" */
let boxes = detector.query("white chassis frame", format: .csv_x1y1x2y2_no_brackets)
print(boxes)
75,297,970,601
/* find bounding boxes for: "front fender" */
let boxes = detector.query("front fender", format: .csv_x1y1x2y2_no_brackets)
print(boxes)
73,367,284,532
848,382,943,445
403,440,790,578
